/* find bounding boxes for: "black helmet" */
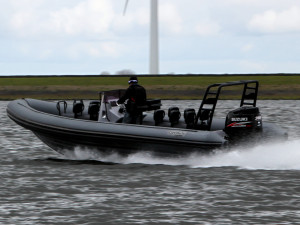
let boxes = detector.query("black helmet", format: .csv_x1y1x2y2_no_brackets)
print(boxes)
128,76,138,84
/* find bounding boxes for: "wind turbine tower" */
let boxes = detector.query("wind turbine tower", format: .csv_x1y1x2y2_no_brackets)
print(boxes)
124,0,159,75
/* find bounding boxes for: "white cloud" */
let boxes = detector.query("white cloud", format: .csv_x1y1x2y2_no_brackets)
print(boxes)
160,3,183,34
248,6,300,33
62,41,123,59
241,43,254,52
49,0,115,35
238,60,266,72
195,20,221,36
1,0,300,74
112,7,149,33
100,42,123,57
9,0,115,37
9,0,43,10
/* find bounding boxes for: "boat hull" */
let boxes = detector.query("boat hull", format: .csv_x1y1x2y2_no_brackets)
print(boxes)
7,99,226,156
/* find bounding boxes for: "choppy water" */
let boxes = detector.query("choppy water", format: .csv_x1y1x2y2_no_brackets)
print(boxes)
1,100,300,224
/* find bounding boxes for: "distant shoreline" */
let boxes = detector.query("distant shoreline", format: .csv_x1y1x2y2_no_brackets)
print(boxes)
1,73,300,78
1,74,300,100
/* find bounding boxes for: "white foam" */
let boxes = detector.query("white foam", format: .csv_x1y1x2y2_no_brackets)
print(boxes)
63,140,300,170
191,140,300,170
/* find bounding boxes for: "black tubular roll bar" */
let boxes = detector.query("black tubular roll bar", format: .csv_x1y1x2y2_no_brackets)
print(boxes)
195,80,259,130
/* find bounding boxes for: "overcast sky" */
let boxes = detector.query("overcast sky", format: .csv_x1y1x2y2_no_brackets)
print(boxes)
1,0,300,75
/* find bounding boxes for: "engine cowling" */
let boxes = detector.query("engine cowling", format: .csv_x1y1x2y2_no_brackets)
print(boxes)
225,106,262,136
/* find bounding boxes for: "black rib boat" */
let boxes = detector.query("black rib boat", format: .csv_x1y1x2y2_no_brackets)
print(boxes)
7,80,287,156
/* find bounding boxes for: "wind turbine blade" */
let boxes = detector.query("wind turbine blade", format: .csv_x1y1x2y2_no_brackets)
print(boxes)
123,0,129,16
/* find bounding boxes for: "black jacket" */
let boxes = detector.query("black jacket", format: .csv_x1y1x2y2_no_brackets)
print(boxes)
117,84,147,109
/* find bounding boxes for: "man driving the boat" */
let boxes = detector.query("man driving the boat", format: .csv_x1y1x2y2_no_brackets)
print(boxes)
117,76,147,124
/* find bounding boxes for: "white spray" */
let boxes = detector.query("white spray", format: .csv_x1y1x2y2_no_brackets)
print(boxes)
62,140,300,171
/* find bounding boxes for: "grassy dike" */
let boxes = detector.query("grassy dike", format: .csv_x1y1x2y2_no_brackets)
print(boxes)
1,75,300,100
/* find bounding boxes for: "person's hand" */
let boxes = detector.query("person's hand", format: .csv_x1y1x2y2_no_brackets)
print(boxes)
118,103,125,113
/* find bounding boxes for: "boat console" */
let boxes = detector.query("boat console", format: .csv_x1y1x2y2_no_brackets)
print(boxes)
98,89,162,123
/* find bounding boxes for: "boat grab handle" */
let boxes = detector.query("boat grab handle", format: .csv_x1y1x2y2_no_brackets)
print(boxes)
56,101,67,116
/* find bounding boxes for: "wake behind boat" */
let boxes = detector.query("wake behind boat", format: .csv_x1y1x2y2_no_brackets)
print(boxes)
7,80,287,157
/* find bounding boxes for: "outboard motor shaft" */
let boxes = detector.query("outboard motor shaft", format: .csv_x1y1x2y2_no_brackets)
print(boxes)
225,106,262,139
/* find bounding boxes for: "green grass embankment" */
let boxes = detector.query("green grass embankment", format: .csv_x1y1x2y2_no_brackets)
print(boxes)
1,75,300,100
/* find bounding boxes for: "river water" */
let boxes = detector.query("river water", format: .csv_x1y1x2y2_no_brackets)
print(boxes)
1,100,300,224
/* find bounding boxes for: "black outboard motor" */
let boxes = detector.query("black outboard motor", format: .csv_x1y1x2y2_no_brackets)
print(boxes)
225,106,262,138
